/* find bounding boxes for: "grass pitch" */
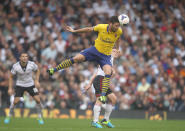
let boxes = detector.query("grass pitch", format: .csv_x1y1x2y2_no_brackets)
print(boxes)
0,117,185,131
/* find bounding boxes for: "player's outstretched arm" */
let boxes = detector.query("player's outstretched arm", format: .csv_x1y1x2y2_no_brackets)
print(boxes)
64,25,94,33
115,38,120,50
113,38,121,57
84,70,98,91
112,49,121,58
8,72,14,95
35,68,40,88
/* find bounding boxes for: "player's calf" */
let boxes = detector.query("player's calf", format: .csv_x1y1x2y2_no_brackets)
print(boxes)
47,58,74,76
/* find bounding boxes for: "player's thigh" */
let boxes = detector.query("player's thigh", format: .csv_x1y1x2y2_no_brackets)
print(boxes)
102,64,112,75
33,95,41,104
98,54,112,75
79,46,98,62
15,86,25,98
73,53,86,63
107,93,117,105
14,97,21,104
26,86,39,97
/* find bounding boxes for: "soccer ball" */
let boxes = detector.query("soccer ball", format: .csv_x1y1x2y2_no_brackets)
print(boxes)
118,14,129,25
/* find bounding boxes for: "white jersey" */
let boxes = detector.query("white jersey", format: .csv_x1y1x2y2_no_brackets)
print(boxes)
97,56,114,76
11,61,38,87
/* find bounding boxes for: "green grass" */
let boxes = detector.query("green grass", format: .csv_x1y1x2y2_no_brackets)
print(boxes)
0,117,185,131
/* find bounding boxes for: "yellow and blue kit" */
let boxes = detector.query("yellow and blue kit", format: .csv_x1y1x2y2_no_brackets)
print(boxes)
80,24,122,68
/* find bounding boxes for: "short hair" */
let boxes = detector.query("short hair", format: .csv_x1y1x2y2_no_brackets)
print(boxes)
109,16,119,24
19,51,28,57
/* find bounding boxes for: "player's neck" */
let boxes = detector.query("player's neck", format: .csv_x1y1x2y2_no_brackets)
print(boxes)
20,61,27,67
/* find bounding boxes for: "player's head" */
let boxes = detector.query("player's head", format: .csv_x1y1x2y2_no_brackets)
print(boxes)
109,16,120,32
19,52,28,63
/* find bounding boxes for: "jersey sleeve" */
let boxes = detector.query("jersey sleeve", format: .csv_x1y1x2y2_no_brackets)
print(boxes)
116,28,123,41
118,28,123,37
32,62,38,71
93,24,102,32
11,65,16,75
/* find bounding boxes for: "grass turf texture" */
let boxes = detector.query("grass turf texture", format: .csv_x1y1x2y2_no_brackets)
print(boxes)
0,117,185,131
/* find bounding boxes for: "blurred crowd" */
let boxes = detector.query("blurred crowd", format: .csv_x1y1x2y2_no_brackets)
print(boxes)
0,0,185,112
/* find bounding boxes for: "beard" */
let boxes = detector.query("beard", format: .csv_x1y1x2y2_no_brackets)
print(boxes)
111,27,117,32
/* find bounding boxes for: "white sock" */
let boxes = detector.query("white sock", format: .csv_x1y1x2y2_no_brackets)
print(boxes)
101,104,106,110
9,103,14,117
37,103,43,118
104,104,113,121
93,104,101,122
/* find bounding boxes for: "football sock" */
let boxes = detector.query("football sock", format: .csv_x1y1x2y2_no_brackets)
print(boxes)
104,104,113,121
101,75,111,95
101,104,106,109
54,58,74,71
93,104,101,122
37,103,43,118
8,103,14,117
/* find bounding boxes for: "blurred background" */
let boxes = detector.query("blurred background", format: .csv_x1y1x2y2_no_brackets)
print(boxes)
0,0,185,114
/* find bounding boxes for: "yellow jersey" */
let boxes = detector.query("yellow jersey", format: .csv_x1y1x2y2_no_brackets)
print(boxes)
93,24,122,55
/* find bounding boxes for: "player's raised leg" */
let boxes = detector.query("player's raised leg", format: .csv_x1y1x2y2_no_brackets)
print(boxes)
101,93,117,128
47,53,85,75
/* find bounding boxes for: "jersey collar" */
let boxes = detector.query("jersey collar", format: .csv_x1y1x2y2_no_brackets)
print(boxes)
107,24,114,33
19,61,28,72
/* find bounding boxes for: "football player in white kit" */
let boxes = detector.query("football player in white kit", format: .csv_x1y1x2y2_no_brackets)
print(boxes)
4,52,44,124
84,49,120,128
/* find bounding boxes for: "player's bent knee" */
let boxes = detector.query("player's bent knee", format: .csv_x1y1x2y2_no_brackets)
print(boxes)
14,98,20,105
112,95,117,105
111,97,117,105
108,94,117,105
95,98,102,106
36,100,41,104
73,54,85,63
33,96,41,104
103,65,112,75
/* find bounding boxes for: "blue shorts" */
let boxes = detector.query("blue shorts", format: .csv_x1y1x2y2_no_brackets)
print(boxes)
80,46,112,68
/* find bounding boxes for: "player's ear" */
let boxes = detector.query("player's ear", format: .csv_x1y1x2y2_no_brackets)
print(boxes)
19,54,22,59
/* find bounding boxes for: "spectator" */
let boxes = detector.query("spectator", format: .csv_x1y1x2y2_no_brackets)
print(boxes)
41,43,57,62
137,77,151,93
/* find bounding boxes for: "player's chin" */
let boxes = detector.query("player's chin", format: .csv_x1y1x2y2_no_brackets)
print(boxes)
23,61,28,63
113,29,118,32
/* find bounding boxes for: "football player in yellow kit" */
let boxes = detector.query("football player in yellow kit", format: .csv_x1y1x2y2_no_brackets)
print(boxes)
47,16,122,107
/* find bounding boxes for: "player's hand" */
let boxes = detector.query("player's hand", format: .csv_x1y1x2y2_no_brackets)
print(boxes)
64,25,75,33
8,88,13,95
84,84,91,91
35,81,40,88
111,68,116,77
112,49,121,58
